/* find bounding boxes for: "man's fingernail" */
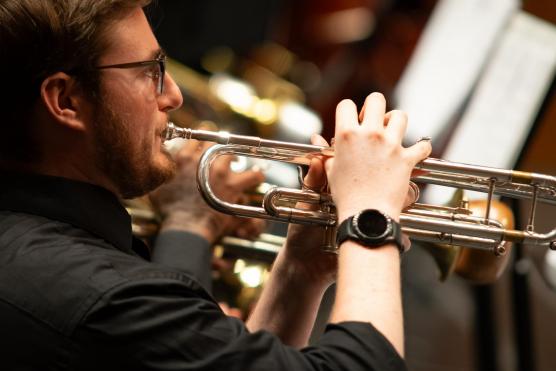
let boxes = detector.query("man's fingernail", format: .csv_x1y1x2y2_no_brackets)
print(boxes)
416,136,431,143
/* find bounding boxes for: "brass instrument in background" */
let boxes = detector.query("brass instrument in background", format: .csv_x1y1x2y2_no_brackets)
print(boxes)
126,191,283,263
126,196,282,315
164,123,556,283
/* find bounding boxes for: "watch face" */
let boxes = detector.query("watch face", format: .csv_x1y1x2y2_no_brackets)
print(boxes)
354,209,391,240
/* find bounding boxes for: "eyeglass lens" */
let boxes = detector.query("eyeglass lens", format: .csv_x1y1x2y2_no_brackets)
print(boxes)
157,58,165,94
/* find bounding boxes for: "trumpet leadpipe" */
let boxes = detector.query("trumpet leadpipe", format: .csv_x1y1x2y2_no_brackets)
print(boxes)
164,122,334,162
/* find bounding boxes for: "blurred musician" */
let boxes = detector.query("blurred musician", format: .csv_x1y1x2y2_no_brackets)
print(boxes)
148,137,265,292
0,1,430,370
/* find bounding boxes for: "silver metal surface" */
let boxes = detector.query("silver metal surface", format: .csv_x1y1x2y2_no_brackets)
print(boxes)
164,122,556,254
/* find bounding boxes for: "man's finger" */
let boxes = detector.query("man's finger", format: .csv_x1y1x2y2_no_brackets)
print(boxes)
335,99,359,135
360,92,386,131
303,157,326,190
404,140,432,165
384,110,408,145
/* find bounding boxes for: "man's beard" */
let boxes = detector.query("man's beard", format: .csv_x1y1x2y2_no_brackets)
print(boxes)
91,98,176,199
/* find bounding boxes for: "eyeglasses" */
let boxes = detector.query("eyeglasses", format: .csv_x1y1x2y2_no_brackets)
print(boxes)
94,54,166,94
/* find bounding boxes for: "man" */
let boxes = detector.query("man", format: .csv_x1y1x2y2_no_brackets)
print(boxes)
0,1,431,370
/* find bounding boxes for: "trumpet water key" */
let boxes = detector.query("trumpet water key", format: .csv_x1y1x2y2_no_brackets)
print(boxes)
163,122,556,256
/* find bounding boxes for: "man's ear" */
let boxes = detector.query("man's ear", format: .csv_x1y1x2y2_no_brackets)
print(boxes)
40,72,90,131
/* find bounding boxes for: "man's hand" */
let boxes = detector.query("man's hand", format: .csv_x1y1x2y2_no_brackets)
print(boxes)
150,138,265,244
282,134,337,288
326,94,431,222
282,130,421,288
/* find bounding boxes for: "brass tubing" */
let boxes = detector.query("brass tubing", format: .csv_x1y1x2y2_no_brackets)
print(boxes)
169,123,556,252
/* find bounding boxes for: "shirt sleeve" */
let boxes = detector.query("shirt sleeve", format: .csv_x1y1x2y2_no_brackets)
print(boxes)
151,230,213,292
71,277,406,371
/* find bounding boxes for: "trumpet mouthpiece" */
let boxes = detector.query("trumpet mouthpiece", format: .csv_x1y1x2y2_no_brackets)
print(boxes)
163,122,190,141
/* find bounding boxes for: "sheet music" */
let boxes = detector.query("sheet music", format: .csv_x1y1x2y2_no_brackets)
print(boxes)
393,0,519,144
425,11,556,204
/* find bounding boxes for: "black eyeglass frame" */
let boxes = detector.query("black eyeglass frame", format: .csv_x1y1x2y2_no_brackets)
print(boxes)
94,54,166,94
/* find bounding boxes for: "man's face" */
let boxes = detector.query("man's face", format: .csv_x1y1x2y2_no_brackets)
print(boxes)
90,8,183,198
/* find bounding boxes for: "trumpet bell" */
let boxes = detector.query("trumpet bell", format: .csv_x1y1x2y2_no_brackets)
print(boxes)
423,199,515,283
454,199,514,284
422,243,461,282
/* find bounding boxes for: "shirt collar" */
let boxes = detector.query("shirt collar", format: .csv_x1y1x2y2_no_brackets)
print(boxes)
0,172,136,255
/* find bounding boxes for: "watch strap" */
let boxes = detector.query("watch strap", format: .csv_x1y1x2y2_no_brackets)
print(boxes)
336,210,405,253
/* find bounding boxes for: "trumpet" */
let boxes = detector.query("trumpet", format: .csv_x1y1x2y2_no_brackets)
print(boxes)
163,123,556,258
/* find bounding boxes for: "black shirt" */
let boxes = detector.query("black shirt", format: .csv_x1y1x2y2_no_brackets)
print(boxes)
0,172,406,370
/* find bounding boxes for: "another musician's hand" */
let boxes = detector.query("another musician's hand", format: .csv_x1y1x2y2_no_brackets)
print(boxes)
150,139,265,243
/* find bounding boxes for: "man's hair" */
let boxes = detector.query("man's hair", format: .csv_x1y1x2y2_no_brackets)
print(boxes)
0,0,151,161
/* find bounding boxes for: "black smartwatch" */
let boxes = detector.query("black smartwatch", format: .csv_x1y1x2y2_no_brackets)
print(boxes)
336,209,405,253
